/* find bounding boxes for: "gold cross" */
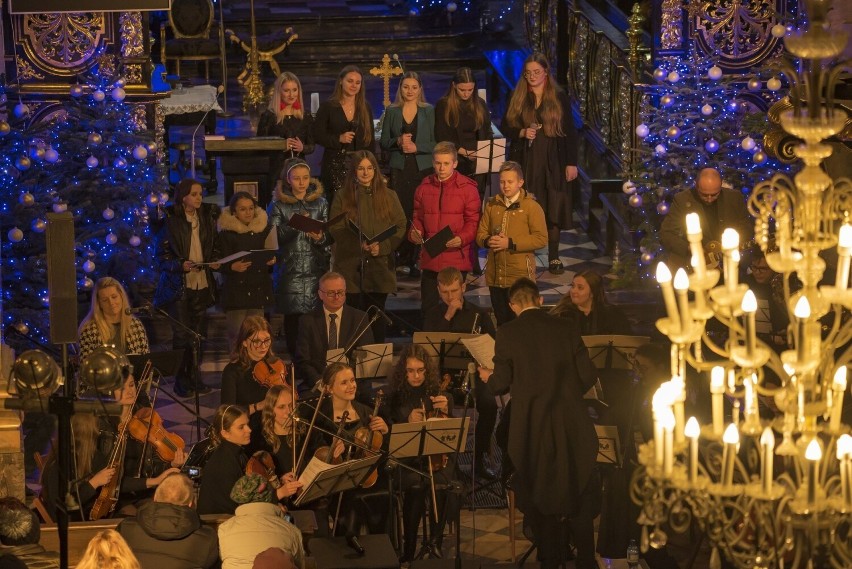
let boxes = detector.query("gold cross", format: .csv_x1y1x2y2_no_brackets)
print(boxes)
370,54,403,109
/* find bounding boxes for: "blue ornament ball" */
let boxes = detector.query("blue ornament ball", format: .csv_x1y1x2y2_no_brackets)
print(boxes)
15,156,31,170
132,145,148,160
82,260,96,274
93,90,106,102
52,202,67,213
635,124,650,138
145,141,157,154
660,95,674,107
146,193,160,207
753,151,768,164
705,139,719,153
7,227,23,243
70,84,84,97
700,104,713,116
81,277,94,290
18,192,35,206
629,193,643,208
86,155,99,168
741,137,756,151
0,121,10,136
13,103,29,118
31,218,47,233
113,157,128,169
106,232,118,245
111,87,126,102
102,207,115,220
88,132,102,145
657,202,669,215
45,147,59,163
640,252,655,265
129,235,142,247
655,144,667,155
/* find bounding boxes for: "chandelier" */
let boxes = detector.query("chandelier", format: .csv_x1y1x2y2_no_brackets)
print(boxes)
631,1,852,568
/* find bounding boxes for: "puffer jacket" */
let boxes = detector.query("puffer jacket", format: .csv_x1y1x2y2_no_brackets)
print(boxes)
116,501,219,569
411,171,481,272
217,206,275,311
476,190,548,288
153,203,220,308
267,178,331,314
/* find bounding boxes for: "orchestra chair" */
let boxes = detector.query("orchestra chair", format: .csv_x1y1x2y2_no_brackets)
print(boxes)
160,0,223,82
31,451,54,526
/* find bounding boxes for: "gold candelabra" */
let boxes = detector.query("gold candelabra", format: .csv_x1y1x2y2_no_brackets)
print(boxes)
632,1,852,568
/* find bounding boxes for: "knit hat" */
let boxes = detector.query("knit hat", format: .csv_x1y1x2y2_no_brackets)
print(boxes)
0,498,39,546
230,473,276,505
253,547,295,569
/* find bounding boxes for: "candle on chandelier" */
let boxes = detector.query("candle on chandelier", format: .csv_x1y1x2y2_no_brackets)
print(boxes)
777,211,791,258
836,224,852,290
685,417,700,483
721,228,740,293
722,423,739,488
655,263,681,334
661,408,675,477
830,367,847,432
741,289,758,358
710,366,725,436
652,387,669,469
670,375,686,444
744,374,760,430
760,427,775,495
805,438,822,506
673,268,692,333
685,213,706,280
794,296,811,363
837,434,852,508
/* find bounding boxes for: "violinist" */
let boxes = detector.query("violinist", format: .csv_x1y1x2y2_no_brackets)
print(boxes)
196,405,251,515
221,316,288,416
385,344,456,563
314,362,389,536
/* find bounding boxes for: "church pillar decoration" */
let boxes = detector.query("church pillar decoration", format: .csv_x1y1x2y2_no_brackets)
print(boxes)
689,0,783,69
0,344,24,502
119,11,146,87
660,0,683,50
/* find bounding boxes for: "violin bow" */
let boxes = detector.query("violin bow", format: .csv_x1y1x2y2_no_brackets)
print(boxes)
294,388,326,475
291,363,297,474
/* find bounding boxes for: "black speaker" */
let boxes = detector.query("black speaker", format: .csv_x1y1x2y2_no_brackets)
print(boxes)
308,535,399,569
46,213,78,344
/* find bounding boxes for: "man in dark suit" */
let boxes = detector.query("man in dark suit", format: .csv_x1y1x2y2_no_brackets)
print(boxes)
479,278,600,569
295,272,374,389
423,267,499,479
660,167,752,269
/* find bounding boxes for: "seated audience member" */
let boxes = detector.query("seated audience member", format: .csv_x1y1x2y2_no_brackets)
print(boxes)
550,270,633,335
117,473,219,569
218,474,305,569
253,547,297,569
75,529,140,569
0,497,59,569
295,271,373,389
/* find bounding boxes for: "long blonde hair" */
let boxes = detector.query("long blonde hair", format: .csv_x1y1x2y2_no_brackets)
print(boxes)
78,277,132,351
441,67,487,130
76,529,141,569
267,71,305,121
504,52,565,137
71,412,100,479
261,384,294,453
391,71,428,107
330,65,373,146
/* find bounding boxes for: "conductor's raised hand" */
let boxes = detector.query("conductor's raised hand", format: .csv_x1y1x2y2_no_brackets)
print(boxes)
370,416,388,434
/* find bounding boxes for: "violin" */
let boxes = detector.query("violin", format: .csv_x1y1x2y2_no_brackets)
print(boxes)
425,374,452,472
313,411,349,465
253,357,288,389
246,450,282,489
353,391,384,488
127,407,186,464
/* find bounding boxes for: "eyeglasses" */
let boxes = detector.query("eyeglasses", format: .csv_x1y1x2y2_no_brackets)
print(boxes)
321,289,346,298
249,337,272,348
523,69,545,79
406,367,426,375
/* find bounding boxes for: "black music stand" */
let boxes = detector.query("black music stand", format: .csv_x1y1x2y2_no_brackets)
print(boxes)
294,455,382,506
128,351,183,387
352,342,395,381
473,138,506,199
412,332,479,374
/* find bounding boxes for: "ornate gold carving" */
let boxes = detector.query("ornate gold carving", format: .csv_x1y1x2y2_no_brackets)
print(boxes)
22,13,105,75
569,17,590,118
694,0,774,67
155,103,165,162
661,0,683,50
626,4,645,74
15,56,44,81
592,41,612,142
96,54,117,79
130,104,147,133
119,12,144,58
618,71,634,167
125,64,143,85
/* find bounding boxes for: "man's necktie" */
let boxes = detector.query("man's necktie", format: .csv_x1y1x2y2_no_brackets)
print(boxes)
328,313,338,350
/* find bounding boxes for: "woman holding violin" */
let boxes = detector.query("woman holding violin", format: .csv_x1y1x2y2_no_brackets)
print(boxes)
312,362,389,536
386,344,456,563
248,384,307,497
221,316,289,416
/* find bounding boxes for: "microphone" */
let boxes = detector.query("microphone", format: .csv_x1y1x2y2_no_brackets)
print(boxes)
368,305,393,326
346,533,366,556
528,122,540,148
191,85,226,179
125,306,151,315
392,53,404,73
466,362,477,391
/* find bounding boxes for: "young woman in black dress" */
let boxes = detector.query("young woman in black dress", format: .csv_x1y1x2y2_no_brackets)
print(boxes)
503,53,579,275
249,384,305,498
196,405,252,515
257,71,315,179
314,65,376,207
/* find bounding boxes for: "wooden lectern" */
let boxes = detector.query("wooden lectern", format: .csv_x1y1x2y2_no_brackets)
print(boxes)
204,137,289,209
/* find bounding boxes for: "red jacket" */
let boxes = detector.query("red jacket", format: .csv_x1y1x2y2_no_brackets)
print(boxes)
411,171,481,272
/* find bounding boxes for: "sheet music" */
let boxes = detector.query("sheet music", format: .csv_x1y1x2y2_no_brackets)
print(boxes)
325,348,346,364
297,456,338,488
461,334,495,368
474,139,507,174
353,343,394,378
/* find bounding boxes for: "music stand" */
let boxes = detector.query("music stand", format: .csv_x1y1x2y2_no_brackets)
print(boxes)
352,343,394,380
388,417,470,461
293,455,382,507
128,350,184,387
412,332,478,373
582,335,650,370
473,139,506,175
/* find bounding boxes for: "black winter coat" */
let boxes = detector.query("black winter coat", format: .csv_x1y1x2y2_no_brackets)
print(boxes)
267,179,331,315
216,207,275,311
153,203,220,308
116,501,219,569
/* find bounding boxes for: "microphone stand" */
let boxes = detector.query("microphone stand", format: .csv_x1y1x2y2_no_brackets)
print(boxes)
190,86,225,181
149,304,205,441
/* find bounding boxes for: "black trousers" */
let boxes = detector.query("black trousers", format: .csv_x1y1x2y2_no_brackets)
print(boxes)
488,286,515,327
168,287,211,391
473,374,498,464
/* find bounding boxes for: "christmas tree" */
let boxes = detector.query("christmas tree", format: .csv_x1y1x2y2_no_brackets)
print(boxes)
0,58,168,349
614,44,795,286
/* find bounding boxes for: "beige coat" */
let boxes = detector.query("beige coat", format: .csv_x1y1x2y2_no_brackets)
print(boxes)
217,502,305,569
476,190,548,288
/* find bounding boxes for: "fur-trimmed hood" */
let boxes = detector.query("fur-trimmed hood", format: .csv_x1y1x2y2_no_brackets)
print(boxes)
277,177,325,205
217,206,269,233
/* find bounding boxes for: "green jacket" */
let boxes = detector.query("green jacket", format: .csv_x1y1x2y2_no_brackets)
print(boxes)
379,104,437,172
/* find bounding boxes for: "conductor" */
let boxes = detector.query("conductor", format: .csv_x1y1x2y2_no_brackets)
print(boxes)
478,278,600,569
